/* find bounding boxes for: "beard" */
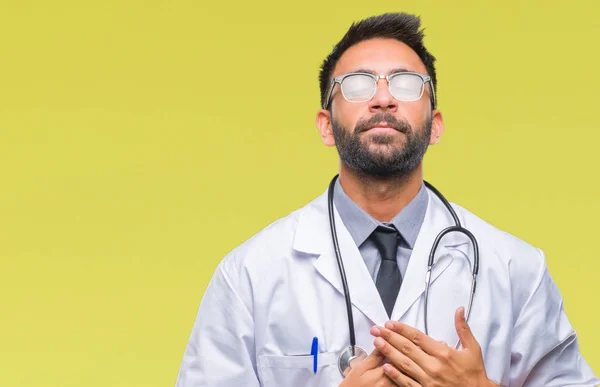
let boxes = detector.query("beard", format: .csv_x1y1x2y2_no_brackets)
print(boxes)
331,112,432,179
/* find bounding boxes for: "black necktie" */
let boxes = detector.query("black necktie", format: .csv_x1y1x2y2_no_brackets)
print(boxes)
371,225,402,317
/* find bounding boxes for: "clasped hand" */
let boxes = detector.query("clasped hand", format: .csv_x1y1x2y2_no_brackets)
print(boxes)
341,307,496,387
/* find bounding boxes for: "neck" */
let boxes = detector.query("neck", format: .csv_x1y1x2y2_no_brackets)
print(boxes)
338,163,424,223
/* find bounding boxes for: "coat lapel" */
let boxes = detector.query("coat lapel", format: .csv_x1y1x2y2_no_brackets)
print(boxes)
293,191,389,326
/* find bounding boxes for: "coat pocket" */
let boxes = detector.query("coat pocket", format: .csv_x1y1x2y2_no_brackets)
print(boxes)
257,351,339,387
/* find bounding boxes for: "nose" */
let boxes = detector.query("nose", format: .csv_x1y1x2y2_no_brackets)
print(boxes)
368,76,398,113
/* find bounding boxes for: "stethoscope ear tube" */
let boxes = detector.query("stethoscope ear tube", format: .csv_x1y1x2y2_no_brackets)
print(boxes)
327,175,357,352
424,224,479,347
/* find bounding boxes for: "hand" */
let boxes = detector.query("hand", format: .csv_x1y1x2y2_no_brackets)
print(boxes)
339,348,402,387
370,307,496,387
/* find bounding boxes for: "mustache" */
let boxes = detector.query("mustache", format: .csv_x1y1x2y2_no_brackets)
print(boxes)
354,113,411,134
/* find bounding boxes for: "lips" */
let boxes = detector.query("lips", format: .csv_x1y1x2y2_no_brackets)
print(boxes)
365,122,400,132
355,115,407,134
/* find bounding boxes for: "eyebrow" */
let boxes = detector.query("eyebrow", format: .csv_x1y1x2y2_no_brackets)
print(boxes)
351,67,412,75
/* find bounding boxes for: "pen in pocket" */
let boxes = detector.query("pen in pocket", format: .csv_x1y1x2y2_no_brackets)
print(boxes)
311,337,318,373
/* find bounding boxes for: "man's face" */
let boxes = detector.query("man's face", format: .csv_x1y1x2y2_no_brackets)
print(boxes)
318,38,441,178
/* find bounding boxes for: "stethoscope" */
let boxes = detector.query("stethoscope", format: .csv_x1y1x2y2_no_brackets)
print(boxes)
327,174,480,376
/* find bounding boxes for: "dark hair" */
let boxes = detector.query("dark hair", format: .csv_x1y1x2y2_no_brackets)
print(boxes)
318,12,437,109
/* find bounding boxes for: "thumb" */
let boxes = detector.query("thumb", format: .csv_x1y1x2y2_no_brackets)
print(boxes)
454,307,477,350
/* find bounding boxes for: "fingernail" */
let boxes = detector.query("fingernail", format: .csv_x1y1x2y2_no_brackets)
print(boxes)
371,326,381,335
383,364,391,372
385,321,394,329
374,337,385,348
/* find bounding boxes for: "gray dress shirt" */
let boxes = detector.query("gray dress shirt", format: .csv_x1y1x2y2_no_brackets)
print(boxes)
332,178,429,282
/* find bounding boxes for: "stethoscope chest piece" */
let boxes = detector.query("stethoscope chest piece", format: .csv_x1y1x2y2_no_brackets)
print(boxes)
338,345,367,376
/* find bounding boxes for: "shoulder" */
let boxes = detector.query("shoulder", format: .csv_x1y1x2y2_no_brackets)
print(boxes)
449,202,549,297
451,202,541,258
217,191,325,282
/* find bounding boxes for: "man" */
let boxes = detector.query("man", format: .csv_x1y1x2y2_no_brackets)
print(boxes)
175,12,599,387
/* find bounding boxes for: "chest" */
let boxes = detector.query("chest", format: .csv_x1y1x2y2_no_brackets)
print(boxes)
250,253,514,386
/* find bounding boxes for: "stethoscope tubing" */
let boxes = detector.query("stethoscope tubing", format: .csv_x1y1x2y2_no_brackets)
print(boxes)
327,174,480,357
327,176,358,353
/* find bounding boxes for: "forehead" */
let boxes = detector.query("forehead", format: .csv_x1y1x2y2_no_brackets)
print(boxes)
333,38,427,76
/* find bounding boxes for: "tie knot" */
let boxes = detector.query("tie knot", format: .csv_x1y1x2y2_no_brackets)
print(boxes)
370,225,400,262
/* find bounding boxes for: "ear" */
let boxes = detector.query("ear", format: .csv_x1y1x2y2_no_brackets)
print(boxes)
429,109,445,145
316,109,336,147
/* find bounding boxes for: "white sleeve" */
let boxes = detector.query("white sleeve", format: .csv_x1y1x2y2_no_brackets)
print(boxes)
175,262,261,387
509,248,599,387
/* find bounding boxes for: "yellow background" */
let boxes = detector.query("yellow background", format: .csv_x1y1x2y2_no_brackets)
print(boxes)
1,1,598,385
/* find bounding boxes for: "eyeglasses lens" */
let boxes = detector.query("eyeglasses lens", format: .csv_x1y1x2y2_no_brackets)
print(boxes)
340,73,425,103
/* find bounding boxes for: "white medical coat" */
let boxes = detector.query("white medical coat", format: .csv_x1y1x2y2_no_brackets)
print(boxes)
175,187,599,387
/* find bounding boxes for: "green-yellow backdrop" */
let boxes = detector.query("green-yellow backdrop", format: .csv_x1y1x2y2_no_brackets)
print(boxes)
1,1,598,386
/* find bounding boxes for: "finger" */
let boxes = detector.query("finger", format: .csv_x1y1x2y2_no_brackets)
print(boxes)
351,348,386,373
360,367,395,387
454,307,478,350
382,363,422,387
373,337,428,383
384,321,443,356
371,325,429,366
348,350,368,368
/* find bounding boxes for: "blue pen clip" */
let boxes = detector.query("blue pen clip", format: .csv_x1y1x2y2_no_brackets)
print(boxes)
311,337,318,373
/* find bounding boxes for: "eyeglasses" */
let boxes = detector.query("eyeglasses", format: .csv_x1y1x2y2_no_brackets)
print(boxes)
322,71,436,110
